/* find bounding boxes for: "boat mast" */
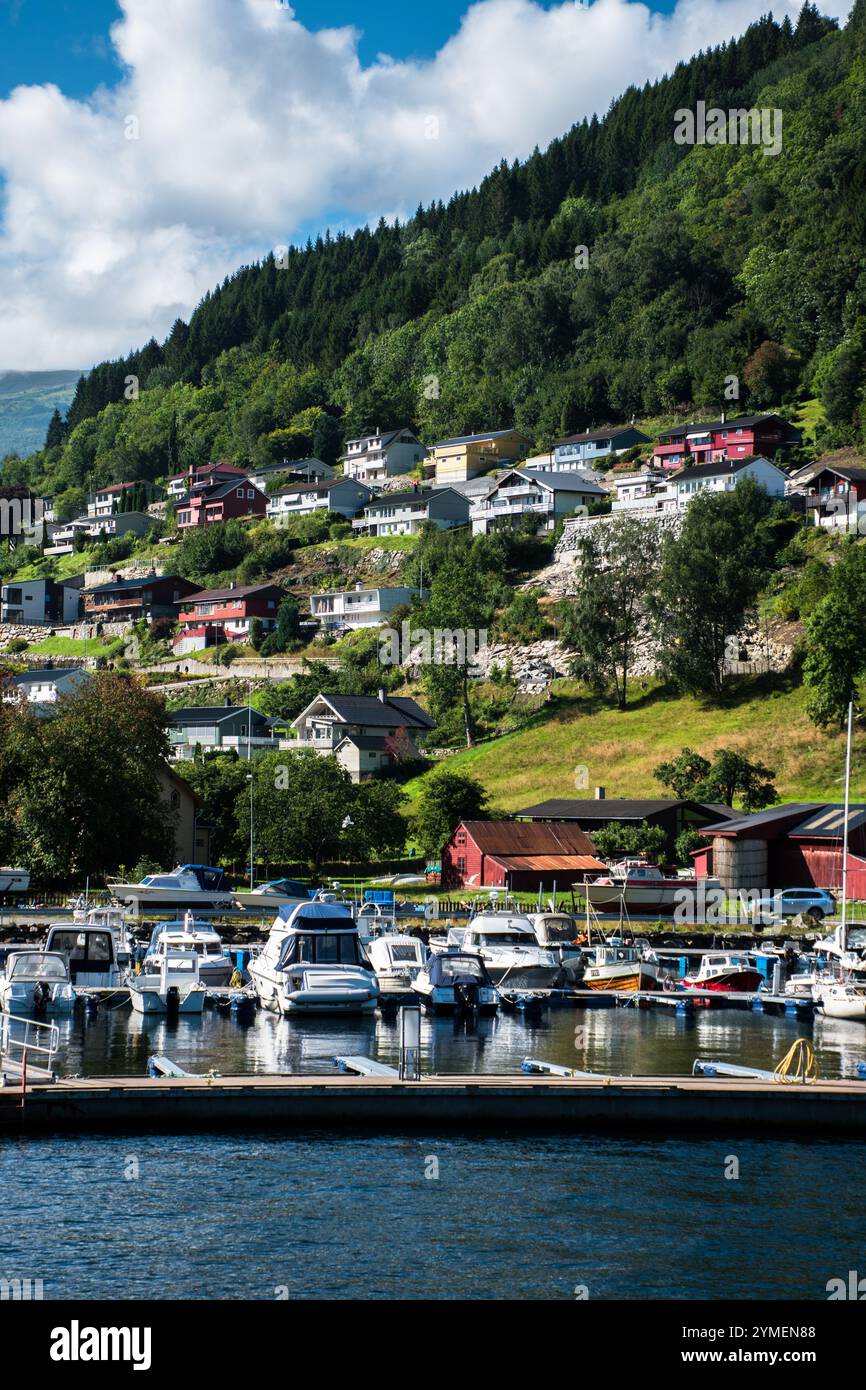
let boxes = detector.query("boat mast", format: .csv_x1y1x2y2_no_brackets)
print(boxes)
840,699,853,957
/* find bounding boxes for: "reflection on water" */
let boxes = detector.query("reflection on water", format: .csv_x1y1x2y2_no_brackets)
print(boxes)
3,1003,866,1300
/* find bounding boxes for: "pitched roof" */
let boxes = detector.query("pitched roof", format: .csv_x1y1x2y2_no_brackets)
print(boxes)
658,414,798,440
434,429,530,448
789,804,866,838
488,852,605,873
515,798,736,822
554,425,650,446
179,583,284,604
12,667,87,685
177,477,265,504
312,693,435,730
343,428,419,454
698,803,824,838
362,487,463,510
459,820,600,857
169,705,271,726
673,456,781,484
501,468,608,495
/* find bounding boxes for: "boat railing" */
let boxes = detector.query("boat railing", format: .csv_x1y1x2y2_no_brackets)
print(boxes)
0,1012,61,1082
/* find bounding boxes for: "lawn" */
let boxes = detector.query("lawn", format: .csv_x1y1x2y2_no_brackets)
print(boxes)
24,635,126,659
405,674,862,812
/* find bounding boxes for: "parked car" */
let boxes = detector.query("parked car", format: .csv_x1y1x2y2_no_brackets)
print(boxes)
751,888,837,924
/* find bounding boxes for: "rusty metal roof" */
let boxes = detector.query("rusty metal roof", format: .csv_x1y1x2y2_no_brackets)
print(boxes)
461,820,600,856
488,853,605,873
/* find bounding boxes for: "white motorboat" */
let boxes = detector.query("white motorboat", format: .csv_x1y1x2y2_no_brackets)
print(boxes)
0,868,30,894
233,878,312,914
128,952,207,1015
43,922,126,988
816,980,866,1021
0,951,76,1013
142,914,233,986
71,903,134,972
585,861,721,916
108,864,235,914
528,911,587,983
449,906,561,988
247,900,378,1015
367,933,428,987
413,950,499,1014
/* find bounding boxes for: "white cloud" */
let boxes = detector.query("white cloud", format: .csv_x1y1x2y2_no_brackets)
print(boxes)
0,0,851,369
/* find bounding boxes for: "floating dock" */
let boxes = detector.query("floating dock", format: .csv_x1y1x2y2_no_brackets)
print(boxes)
3,1071,866,1135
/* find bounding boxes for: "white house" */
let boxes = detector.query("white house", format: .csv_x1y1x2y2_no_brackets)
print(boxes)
470,468,608,535
610,471,674,513
267,478,372,523
3,667,91,710
341,428,427,485
353,487,470,537
310,584,423,633
280,691,435,782
550,425,651,472
44,511,153,556
0,578,82,626
671,456,787,508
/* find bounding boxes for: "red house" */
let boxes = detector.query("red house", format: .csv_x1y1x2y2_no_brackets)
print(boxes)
442,820,605,892
654,414,801,471
175,478,267,529
174,582,285,652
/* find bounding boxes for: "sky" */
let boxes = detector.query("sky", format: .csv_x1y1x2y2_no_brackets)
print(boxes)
0,0,851,370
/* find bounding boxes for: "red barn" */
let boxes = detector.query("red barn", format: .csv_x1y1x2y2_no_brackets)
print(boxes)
694,803,866,899
442,820,605,893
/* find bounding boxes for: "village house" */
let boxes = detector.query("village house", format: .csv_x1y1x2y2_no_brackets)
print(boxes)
245,458,334,491
550,425,651,472
430,429,531,485
692,802,866,898
3,666,91,711
793,455,866,530
267,477,372,524
166,464,248,500
84,573,199,623
87,482,162,519
515,796,735,860
44,511,154,556
341,428,427,485
310,584,422,633
173,582,285,652
653,413,801,471
1,576,83,626
470,468,608,535
610,471,672,512
670,455,787,506
280,690,435,782
353,486,470,537
175,478,267,530
168,704,279,761
441,820,605,893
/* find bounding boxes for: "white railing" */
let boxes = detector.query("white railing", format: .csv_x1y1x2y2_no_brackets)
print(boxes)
0,1014,60,1082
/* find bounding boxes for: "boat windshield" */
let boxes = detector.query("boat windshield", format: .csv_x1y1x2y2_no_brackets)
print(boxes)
46,929,113,964
437,956,485,981
9,954,67,982
389,943,423,963
278,932,369,969
596,946,638,964
474,931,534,947
536,916,577,942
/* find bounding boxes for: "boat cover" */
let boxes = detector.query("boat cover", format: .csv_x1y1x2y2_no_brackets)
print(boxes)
277,901,355,927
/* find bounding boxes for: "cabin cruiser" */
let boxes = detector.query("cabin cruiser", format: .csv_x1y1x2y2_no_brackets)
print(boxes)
681,951,763,993
142,915,232,987
0,951,76,1013
108,864,235,914
582,940,661,992
247,901,378,1015
43,922,126,988
529,911,587,983
70,903,134,972
129,952,207,1016
233,879,312,914
585,861,721,916
413,951,499,1015
445,906,560,988
0,868,30,894
367,933,428,987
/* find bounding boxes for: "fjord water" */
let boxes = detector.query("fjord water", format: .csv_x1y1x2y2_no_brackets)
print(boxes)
3,1006,866,1300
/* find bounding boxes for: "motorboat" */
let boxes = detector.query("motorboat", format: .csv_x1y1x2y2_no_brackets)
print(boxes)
247,900,378,1015
585,861,721,916
107,864,235,913
816,980,866,1020
582,940,661,992
233,879,313,914
0,951,75,1013
448,906,561,988
129,952,207,1016
71,903,134,972
0,868,30,894
413,951,499,1015
141,914,233,986
367,933,428,987
681,951,763,993
43,922,126,988
528,911,587,983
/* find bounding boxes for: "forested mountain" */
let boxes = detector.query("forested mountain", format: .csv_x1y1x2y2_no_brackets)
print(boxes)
0,370,82,458
5,3,866,517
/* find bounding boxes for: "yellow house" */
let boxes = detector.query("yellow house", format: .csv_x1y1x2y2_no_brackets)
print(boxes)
431,429,531,485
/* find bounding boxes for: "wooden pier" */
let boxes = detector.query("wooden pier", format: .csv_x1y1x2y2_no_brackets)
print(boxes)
2,1070,866,1135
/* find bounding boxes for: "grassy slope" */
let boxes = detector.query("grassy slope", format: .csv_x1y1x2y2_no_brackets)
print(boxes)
405,675,863,811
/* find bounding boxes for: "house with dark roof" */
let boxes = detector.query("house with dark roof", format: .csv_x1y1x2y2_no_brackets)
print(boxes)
551,425,651,472
470,468,608,535
174,582,286,652
175,476,267,529
670,455,787,506
167,704,279,761
246,458,334,491
166,464,248,500
431,429,531,484
352,486,470,537
2,666,91,712
792,452,866,531
515,797,735,858
442,820,606,891
281,690,435,782
266,477,372,523
84,573,199,622
693,802,866,898
342,428,427,484
653,414,801,471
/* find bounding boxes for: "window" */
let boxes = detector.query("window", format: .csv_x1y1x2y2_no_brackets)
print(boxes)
236,488,244,497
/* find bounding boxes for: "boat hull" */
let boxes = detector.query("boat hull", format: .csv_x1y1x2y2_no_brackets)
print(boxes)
143,954,232,988
129,986,206,1015
585,883,695,916
583,964,660,993
414,984,498,1015
682,970,763,993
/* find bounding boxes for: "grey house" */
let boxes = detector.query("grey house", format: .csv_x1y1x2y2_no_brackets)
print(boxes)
168,705,278,761
549,426,651,471
352,486,470,537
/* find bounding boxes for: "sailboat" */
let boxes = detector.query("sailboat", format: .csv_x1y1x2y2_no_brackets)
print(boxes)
816,702,866,1021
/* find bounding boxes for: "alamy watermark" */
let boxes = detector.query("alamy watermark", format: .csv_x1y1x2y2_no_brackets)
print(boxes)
379,620,488,668
0,496,46,547
674,101,782,157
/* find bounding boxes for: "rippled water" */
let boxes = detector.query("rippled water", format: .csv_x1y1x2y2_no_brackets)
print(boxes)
3,1004,866,1299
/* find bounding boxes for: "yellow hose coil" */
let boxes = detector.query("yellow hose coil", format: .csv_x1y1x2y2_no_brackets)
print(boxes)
774,1038,818,1084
